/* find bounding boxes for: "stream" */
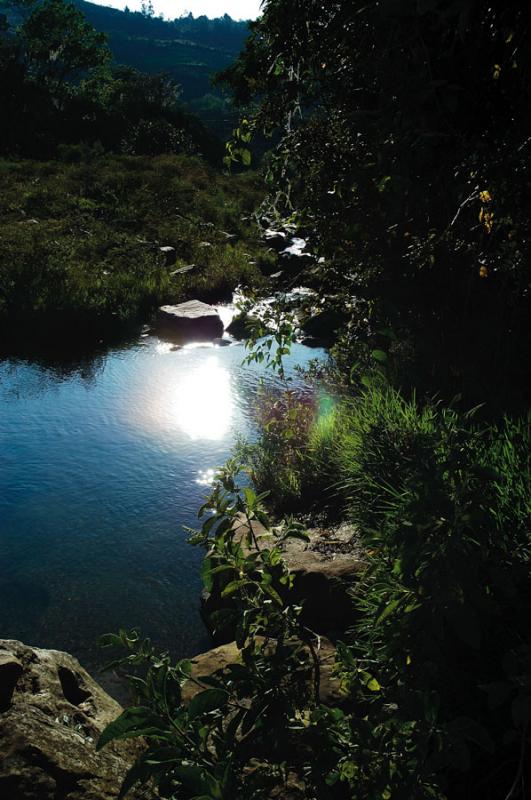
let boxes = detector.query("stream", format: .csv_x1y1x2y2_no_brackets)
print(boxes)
0,320,324,692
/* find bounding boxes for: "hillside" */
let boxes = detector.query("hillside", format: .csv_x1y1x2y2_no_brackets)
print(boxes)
72,1,250,131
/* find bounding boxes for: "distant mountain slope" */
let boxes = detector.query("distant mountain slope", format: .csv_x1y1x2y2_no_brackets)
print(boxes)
73,1,250,104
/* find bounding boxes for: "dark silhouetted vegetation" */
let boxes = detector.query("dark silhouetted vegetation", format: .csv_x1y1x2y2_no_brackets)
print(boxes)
221,0,531,412
0,0,226,160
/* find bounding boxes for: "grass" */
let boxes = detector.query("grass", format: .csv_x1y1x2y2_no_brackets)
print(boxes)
240,376,531,795
0,151,268,339
244,377,530,532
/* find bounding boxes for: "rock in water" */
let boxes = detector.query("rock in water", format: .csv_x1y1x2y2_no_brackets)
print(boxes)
157,300,224,341
226,311,260,339
0,640,145,800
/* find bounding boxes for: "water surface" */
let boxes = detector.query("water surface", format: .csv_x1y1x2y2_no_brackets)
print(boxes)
0,330,323,686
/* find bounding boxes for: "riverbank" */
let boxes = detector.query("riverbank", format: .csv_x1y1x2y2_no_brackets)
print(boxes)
0,153,272,343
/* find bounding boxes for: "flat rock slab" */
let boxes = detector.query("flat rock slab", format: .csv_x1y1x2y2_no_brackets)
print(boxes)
182,637,347,709
0,639,147,800
157,300,224,341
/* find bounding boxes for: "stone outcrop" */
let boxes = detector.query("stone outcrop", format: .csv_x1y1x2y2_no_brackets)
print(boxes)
278,238,316,274
281,522,364,632
202,517,364,644
0,640,146,800
300,308,348,345
182,636,347,709
263,229,288,251
157,300,224,341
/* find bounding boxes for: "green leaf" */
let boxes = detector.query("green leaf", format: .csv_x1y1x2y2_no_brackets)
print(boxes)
262,582,283,605
118,758,152,799
241,148,252,167
375,595,407,626
371,349,388,363
97,707,166,751
221,579,249,597
172,765,216,795
188,688,229,720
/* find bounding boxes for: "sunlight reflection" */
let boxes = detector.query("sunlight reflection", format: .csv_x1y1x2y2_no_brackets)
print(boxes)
196,468,216,486
155,341,174,354
166,356,233,440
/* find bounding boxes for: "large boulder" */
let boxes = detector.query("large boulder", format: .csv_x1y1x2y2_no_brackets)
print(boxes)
263,229,288,251
159,245,176,266
201,517,364,644
280,522,364,633
300,308,349,345
182,637,347,709
278,239,316,275
0,640,146,800
157,300,223,341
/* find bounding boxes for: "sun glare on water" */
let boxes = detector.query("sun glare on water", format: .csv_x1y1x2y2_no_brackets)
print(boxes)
137,354,234,441
171,356,234,440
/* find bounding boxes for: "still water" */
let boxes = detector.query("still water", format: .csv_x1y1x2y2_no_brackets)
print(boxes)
0,329,323,687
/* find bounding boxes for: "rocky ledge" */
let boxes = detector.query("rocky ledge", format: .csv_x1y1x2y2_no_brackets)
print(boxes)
201,515,365,644
0,640,146,800
182,635,347,709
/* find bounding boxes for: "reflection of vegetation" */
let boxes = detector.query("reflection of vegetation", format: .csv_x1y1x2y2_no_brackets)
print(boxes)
0,154,265,337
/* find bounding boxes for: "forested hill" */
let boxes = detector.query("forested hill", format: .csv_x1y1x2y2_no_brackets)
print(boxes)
72,1,250,109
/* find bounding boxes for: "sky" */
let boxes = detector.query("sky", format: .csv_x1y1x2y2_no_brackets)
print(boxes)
89,0,262,21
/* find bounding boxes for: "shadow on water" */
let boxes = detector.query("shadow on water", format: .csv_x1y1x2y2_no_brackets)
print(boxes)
0,323,143,384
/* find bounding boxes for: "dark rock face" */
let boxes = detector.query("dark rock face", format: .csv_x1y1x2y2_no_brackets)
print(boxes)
0,652,23,710
300,308,348,345
0,640,146,800
281,522,364,634
156,300,224,341
159,245,176,266
263,229,288,251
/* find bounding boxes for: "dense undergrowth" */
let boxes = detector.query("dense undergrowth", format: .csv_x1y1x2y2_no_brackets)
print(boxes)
0,153,270,338
99,377,530,800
